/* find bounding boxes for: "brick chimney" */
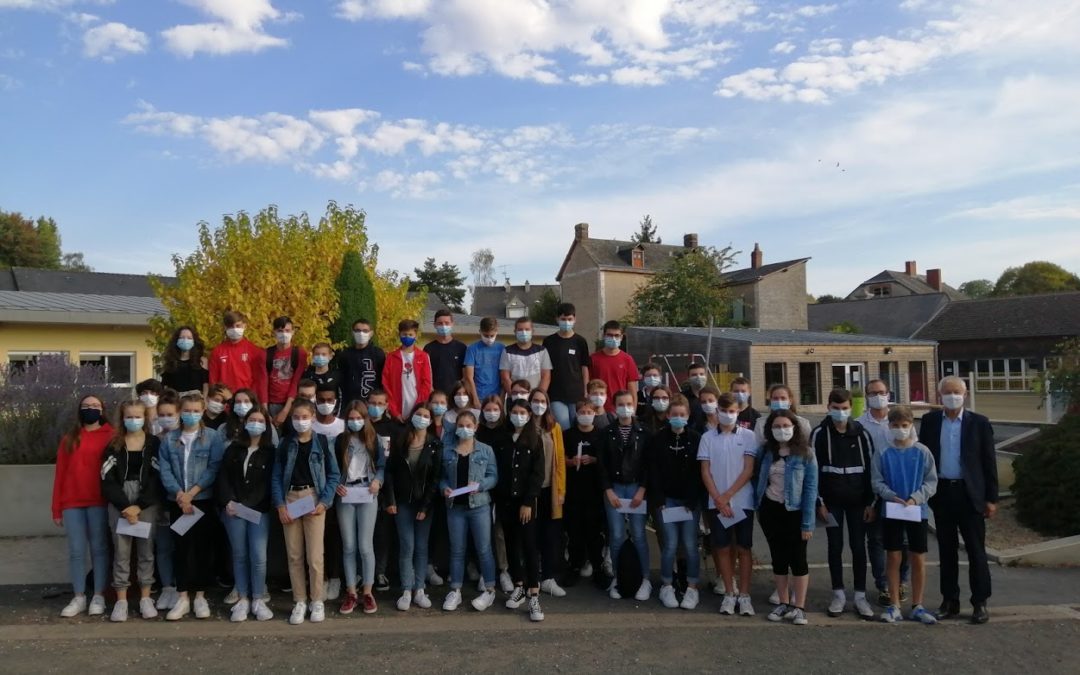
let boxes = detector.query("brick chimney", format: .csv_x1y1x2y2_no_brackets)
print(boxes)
905,260,917,277
926,268,942,292
574,222,589,241
751,243,763,270
683,233,698,249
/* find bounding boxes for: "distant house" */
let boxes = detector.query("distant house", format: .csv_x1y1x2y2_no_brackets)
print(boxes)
845,260,966,300
808,293,952,338
470,281,560,321
556,222,810,341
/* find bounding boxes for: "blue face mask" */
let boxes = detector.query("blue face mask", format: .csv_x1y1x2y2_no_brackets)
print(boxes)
367,405,385,419
400,335,416,347
435,325,453,337
245,421,266,437
347,419,365,432
180,412,202,428
668,417,688,430
431,403,448,416
176,338,195,352
603,336,620,349
515,330,532,343
829,409,851,423
770,400,791,411
123,418,145,432
411,414,432,430
312,355,330,368
558,320,575,332
455,427,475,440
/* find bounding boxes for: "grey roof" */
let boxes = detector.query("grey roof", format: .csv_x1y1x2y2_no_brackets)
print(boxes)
850,270,965,300
722,258,810,286
630,325,937,346
471,283,559,318
808,294,951,338
421,309,558,337
0,267,173,297
0,290,166,326
914,292,1080,341
407,291,451,313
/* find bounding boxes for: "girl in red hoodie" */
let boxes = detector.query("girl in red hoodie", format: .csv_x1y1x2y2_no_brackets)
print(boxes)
52,394,114,618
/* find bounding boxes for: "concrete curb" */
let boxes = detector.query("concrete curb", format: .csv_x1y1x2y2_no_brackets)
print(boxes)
988,535,1080,567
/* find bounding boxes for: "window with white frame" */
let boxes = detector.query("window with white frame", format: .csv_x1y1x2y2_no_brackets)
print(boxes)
5,351,71,373
973,357,1040,392
79,353,135,387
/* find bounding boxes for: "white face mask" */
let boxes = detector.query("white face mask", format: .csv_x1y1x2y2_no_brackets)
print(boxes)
701,402,718,415
316,402,336,416
483,410,501,424
226,327,244,340
773,426,795,442
233,402,253,417
139,393,159,408
616,405,634,419
576,413,595,426
510,413,530,428
733,391,749,404
276,331,293,345
867,394,889,410
651,398,670,412
890,426,912,441
717,411,739,427
353,330,372,346
530,402,547,416
643,375,661,388
207,400,225,415
481,335,497,346
589,394,606,407
942,393,965,410
292,418,313,433
689,374,707,388
454,395,470,409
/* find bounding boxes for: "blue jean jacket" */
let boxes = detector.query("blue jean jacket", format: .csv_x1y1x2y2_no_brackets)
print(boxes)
438,439,498,509
755,450,819,532
159,428,225,502
272,433,341,509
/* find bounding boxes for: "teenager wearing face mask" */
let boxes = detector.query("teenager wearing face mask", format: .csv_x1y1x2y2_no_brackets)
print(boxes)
102,400,163,622
590,321,639,414
425,310,468,396
562,399,606,587
161,325,209,397
525,389,567,598
53,395,113,618
202,383,232,431
216,408,275,622
729,377,760,431
639,384,672,435
366,390,404,593
754,384,812,445
333,401,383,615
812,388,876,620
302,343,342,412
636,363,663,418
586,379,616,430
476,395,514,594
383,319,434,425
543,303,592,431
680,362,710,429
444,381,480,430
153,393,181,611
218,389,270,445
340,318,386,406
463,317,504,407
500,317,552,395
694,385,721,434
135,379,165,435
508,378,533,410
266,316,308,428
209,310,267,404
314,382,345,603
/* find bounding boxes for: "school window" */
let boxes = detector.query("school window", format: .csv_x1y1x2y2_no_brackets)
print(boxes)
974,357,1036,392
798,362,820,406
878,361,899,401
506,305,526,319
5,351,71,374
79,353,135,388
763,362,787,388
870,285,891,297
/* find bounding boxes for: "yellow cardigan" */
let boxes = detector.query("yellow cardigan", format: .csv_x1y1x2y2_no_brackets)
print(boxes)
547,424,567,519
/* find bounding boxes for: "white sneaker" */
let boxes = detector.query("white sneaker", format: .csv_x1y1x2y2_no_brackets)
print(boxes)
442,589,462,611
828,590,847,617
165,596,190,621
427,565,444,587
230,599,249,622
528,594,545,622
499,570,514,593
634,579,652,602
252,599,274,621
466,563,480,582
608,579,621,600
262,590,271,602
680,587,700,610
139,597,158,619
659,585,679,609
60,595,87,618
738,594,755,616
854,593,874,619
327,578,341,601
289,601,307,625
768,589,781,605
477,577,486,594
396,590,412,611
471,589,497,611
540,578,566,597
224,587,239,605
193,596,210,619
791,607,809,625
156,586,178,610
413,589,432,609
110,600,128,622
601,548,613,578
310,601,326,623
720,594,737,615
713,578,726,595
88,594,106,616
580,562,593,578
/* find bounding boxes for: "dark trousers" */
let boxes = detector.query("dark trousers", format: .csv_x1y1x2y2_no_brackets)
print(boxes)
374,509,398,581
323,504,343,581
499,499,539,588
934,481,992,604
759,498,808,577
430,498,450,574
536,490,562,581
212,507,233,585
565,477,604,574
867,516,908,589
168,503,215,593
826,502,867,592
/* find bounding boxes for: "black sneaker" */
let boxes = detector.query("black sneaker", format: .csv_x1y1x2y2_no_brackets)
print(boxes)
505,586,526,609
877,589,891,606
375,574,390,592
899,585,910,603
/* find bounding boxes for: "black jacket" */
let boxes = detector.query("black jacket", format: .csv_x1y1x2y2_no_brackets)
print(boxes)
384,430,441,513
812,418,874,507
483,423,544,504
648,426,703,507
680,385,707,431
216,440,274,512
920,409,998,513
339,344,386,405
563,425,603,490
100,435,162,510
598,422,650,490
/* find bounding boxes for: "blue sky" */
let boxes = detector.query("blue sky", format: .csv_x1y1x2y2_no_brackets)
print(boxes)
1,0,1078,298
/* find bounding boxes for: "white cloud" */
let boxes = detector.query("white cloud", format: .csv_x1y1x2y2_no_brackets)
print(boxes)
0,73,21,90
0,0,112,10
771,40,796,54
82,21,148,60
371,169,442,199
953,194,1080,222
162,0,290,57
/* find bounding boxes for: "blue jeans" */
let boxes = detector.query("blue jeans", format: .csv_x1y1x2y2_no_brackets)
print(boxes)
448,503,496,590
659,499,700,585
63,506,109,595
395,504,433,591
603,483,649,578
550,401,574,431
155,508,175,586
223,511,270,600
338,500,379,590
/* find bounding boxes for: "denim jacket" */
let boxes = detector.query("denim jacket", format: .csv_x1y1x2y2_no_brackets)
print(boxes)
438,439,498,509
159,427,225,502
272,433,341,509
755,449,819,532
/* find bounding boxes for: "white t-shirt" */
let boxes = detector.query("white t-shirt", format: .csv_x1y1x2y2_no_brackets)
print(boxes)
180,430,198,491
401,351,418,417
243,445,259,477
345,438,372,483
697,426,757,511
313,417,345,445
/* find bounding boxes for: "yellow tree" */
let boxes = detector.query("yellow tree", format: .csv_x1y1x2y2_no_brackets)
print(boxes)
371,267,426,348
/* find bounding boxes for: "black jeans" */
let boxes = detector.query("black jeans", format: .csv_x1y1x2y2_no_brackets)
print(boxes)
933,480,992,604
826,501,868,592
168,502,215,593
499,499,539,588
565,474,604,574
759,498,808,576
536,490,563,582
323,504,343,581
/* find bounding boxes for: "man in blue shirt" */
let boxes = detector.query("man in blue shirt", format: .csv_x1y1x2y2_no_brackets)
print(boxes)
464,317,504,405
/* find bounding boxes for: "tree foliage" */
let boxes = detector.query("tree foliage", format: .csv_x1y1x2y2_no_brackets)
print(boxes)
371,267,426,349
531,288,561,325
1014,413,1080,537
1039,338,1080,412
470,248,496,288
993,261,1080,297
626,246,739,327
630,214,661,244
958,278,993,299
410,257,466,312
816,294,844,304
0,210,89,270
827,321,862,334
330,250,378,347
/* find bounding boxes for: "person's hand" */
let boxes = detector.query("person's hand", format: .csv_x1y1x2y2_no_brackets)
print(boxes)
122,506,141,524
719,503,734,519
278,505,292,524
519,505,533,524
387,505,398,515
893,497,908,506
905,498,917,507
629,490,645,510
606,490,622,510
817,504,829,521
567,456,580,469
801,530,813,541
53,518,63,527
336,485,348,497
369,480,381,496
863,506,876,523
273,411,288,427
715,493,731,511
583,455,596,465
175,491,185,506
468,482,480,492
225,502,237,517
984,502,998,519
559,494,565,506
416,511,427,521
313,503,326,516
181,502,194,515
444,488,453,498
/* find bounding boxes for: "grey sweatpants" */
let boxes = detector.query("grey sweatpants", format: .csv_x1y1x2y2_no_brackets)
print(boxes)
109,480,158,590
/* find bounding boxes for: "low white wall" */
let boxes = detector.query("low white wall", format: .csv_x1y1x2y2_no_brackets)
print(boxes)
0,464,60,537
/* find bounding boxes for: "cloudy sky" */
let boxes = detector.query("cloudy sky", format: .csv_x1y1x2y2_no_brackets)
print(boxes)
1,0,1078,297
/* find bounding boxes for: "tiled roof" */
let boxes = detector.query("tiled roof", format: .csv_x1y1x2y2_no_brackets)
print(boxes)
852,270,965,300
0,267,173,297
914,292,1080,341
722,258,810,286
470,284,559,317
0,290,166,325
421,309,558,337
808,293,951,338
630,325,937,346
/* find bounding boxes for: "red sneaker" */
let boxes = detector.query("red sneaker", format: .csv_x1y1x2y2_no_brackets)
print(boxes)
340,592,358,615
362,593,378,614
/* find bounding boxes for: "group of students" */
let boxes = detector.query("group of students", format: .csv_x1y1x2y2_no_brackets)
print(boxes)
51,303,994,627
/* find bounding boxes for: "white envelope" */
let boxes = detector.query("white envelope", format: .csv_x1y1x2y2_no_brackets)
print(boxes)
170,506,204,536
342,486,375,504
229,501,262,525
116,519,152,539
818,512,840,528
617,499,648,515
716,508,748,530
448,484,478,499
661,506,693,523
286,494,316,519
885,502,922,523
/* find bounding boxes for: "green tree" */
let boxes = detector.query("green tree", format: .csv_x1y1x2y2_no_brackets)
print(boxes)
410,257,466,312
958,278,993,299
330,249,378,347
816,294,844,304
993,261,1080,297
1,210,89,270
1040,338,1080,412
469,248,496,288
827,321,862,334
627,246,739,327
531,288,560,325
61,252,93,272
630,214,661,244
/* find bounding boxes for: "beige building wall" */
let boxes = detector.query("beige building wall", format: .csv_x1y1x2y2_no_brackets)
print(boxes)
600,270,652,335
754,264,809,330
0,322,157,387
558,249,603,343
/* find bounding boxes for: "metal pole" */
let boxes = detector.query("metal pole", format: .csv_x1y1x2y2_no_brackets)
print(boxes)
705,315,718,388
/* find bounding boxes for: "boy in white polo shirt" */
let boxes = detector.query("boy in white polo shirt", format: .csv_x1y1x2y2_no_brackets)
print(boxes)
698,392,758,617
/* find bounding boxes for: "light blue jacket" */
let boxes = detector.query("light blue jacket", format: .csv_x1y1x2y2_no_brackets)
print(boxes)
755,449,819,532
272,433,341,509
439,439,498,509
159,427,225,502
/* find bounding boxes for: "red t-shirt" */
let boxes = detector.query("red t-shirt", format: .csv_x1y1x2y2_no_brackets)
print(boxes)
267,346,308,405
209,338,267,402
589,350,640,412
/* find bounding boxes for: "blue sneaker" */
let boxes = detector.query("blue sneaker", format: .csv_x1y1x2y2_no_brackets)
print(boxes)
881,605,903,623
910,605,938,625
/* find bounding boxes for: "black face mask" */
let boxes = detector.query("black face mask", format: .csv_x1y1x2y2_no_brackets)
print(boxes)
79,408,103,426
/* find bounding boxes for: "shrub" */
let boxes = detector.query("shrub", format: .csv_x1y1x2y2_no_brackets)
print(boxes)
1013,413,1080,537
0,355,129,465
329,249,377,348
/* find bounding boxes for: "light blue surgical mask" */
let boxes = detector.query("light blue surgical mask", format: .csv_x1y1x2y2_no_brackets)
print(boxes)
180,412,202,428
643,375,661,388
515,330,532,343
455,427,475,440
312,355,330,368
412,414,432,430
603,336,620,349
123,418,145,432
558,320,575,332
245,421,266,437
435,325,453,337
668,417,688,430
347,419,365,432
770,400,791,411
431,403,448,416
510,413,530,428
176,338,195,352
829,409,851,423
367,404,385,419
233,402,253,417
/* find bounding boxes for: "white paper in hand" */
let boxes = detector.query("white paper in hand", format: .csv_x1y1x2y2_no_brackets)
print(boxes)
818,512,840,528
661,506,694,523
617,499,648,515
229,501,263,525
885,502,922,523
342,486,375,504
286,494,316,519
717,508,747,530
447,484,478,499
170,506,204,536
116,519,152,539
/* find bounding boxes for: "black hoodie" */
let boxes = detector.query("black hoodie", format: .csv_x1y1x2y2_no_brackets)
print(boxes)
812,418,875,507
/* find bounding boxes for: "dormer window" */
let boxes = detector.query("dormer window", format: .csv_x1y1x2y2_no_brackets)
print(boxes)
631,246,645,269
